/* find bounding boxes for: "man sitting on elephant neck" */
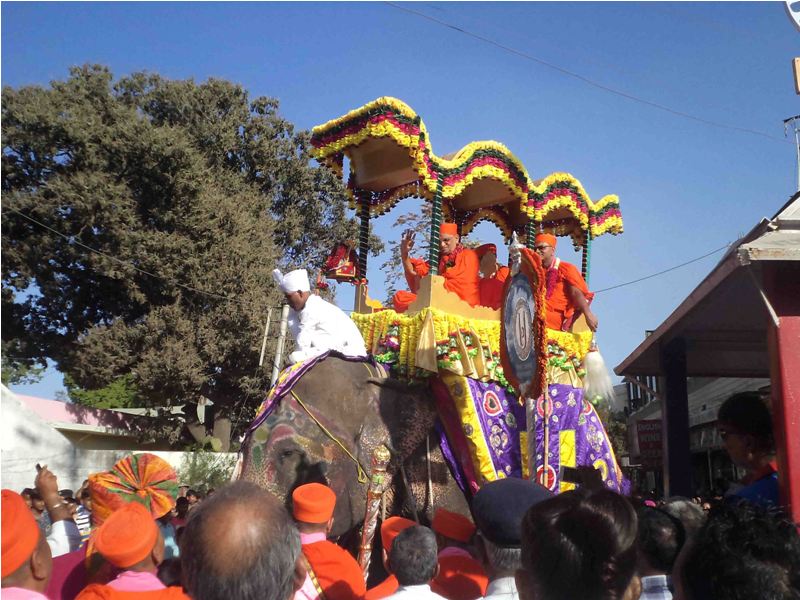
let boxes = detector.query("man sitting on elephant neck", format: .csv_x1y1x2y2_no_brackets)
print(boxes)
292,483,366,600
273,268,368,364
533,233,598,332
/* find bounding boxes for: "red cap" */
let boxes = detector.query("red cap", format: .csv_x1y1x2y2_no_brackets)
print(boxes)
292,483,336,523
534,233,557,249
2,489,40,577
431,508,476,543
381,516,416,552
440,223,458,236
94,501,158,568
475,244,497,258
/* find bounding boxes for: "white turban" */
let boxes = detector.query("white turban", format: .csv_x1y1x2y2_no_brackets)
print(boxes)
272,268,310,293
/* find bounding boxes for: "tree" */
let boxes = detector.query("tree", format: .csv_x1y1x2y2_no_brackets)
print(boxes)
380,201,431,302
2,65,381,447
178,450,237,491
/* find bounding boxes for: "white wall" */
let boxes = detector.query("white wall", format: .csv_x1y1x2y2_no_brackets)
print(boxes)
0,386,235,492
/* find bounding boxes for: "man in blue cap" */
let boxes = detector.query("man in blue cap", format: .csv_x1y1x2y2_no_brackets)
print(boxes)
470,479,553,600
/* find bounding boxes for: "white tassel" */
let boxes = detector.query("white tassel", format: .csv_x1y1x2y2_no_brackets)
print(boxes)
582,337,615,407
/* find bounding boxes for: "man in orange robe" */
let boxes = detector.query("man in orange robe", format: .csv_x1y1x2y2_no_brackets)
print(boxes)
292,483,366,600
364,516,417,600
429,509,488,600
392,223,481,313
533,233,598,332
476,244,510,310
75,502,189,600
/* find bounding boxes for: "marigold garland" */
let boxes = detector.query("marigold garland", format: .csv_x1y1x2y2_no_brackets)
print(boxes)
311,98,623,248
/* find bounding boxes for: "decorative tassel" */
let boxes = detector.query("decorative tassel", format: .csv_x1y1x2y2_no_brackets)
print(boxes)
582,337,615,407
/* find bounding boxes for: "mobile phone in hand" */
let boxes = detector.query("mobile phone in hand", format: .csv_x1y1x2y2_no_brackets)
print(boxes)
36,463,42,473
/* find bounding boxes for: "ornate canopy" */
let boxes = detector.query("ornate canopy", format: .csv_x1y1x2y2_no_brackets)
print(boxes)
310,97,623,248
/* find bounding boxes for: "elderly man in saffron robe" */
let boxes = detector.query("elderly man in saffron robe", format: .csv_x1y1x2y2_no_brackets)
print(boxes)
533,233,598,332
392,223,480,313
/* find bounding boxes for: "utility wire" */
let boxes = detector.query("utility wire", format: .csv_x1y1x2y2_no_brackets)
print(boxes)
385,2,788,143
594,242,730,294
4,206,234,302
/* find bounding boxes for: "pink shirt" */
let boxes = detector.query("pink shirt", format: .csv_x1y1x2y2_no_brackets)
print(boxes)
107,571,166,592
294,574,321,600
299,531,327,545
2,588,51,600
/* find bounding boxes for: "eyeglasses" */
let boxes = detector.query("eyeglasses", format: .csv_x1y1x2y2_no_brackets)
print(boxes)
533,245,551,252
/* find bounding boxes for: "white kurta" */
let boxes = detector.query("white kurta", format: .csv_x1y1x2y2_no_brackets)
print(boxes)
288,294,367,364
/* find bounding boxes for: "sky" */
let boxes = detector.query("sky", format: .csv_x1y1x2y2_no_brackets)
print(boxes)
3,1,799,400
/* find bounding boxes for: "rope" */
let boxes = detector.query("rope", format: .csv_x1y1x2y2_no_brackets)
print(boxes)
290,390,368,484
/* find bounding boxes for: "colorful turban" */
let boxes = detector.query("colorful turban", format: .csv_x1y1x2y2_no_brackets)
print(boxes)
380,516,416,552
2,490,40,577
292,483,336,523
534,233,557,249
88,453,178,527
475,244,497,258
440,223,459,236
94,502,158,568
431,508,476,543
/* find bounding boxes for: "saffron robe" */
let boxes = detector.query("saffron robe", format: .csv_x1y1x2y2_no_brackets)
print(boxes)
392,250,481,313
545,259,594,331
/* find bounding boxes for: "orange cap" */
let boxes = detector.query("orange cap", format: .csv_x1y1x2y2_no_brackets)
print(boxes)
534,233,557,249
2,489,40,577
440,223,458,236
94,501,158,568
475,244,497,258
292,483,336,523
431,508,476,543
381,516,416,552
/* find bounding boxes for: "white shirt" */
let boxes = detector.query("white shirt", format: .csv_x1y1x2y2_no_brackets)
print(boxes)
482,577,518,600
47,519,82,557
386,584,448,600
288,294,367,363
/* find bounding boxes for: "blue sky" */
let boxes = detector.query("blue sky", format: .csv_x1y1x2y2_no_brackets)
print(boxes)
3,2,798,399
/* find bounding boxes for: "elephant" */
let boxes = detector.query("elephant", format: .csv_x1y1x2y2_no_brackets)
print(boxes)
238,357,470,539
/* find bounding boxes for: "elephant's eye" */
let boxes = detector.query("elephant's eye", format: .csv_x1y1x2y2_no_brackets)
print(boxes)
280,449,297,459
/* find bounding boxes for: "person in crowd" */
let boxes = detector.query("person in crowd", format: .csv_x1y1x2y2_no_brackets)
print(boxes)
717,391,779,508
171,497,190,530
365,516,418,600
470,478,553,600
157,513,180,560
516,488,640,600
661,498,706,541
636,506,687,600
273,267,367,363
45,453,179,600
429,508,487,600
393,223,481,313
181,481,304,600
532,232,598,332
34,466,82,557
186,489,200,508
75,502,188,600
476,244,509,311
27,488,51,534
673,501,800,600
2,489,54,600
386,526,447,600
71,495,93,544
291,483,366,600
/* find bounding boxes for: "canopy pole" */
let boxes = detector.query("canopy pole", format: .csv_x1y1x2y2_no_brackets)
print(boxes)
429,178,443,275
526,219,535,249
582,230,592,284
358,190,370,280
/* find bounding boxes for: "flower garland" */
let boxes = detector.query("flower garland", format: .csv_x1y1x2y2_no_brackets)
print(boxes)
546,330,594,379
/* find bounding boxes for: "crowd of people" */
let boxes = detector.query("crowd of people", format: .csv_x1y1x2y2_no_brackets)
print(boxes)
3,444,799,600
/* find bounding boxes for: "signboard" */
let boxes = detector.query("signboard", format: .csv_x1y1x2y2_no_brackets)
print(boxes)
636,419,663,469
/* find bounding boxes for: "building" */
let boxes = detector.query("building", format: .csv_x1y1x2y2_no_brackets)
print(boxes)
615,194,799,520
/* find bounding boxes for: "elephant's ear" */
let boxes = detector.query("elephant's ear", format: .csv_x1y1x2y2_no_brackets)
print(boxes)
357,379,438,464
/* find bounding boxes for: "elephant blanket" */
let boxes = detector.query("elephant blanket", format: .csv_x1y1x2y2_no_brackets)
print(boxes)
432,374,626,495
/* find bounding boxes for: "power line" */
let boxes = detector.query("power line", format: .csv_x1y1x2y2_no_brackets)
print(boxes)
3,206,234,302
594,243,730,294
385,2,788,144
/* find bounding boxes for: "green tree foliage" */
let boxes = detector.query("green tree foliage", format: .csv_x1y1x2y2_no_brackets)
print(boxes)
178,450,237,491
2,65,381,442
380,201,432,302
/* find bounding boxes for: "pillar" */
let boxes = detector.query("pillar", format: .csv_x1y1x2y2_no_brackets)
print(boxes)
660,337,692,497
